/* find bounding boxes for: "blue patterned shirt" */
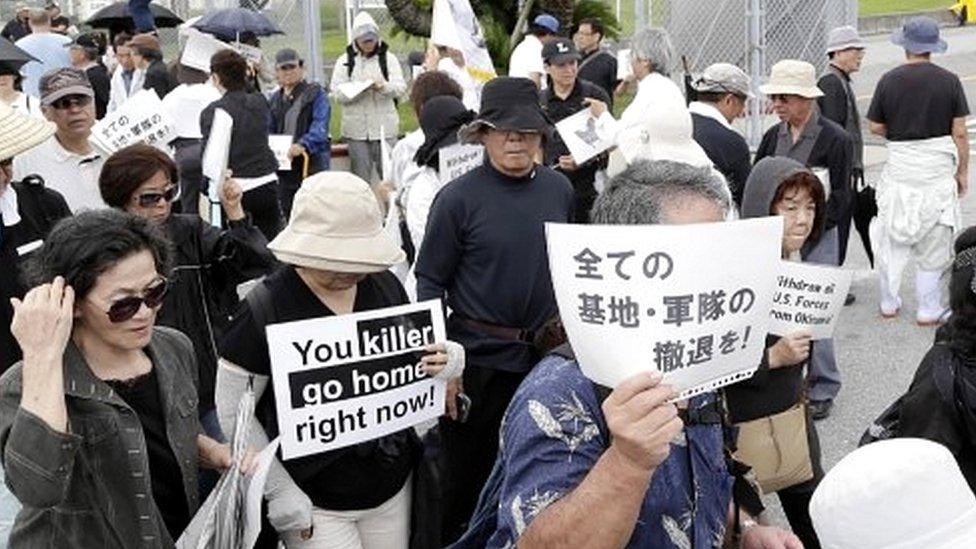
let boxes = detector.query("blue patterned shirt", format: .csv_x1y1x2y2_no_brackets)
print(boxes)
488,355,734,549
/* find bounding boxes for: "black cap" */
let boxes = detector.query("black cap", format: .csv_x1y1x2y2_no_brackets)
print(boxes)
542,38,581,64
66,34,98,51
274,48,302,68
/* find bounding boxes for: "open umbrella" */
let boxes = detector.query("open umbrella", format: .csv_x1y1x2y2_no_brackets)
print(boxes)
0,36,37,72
192,8,282,42
86,2,184,30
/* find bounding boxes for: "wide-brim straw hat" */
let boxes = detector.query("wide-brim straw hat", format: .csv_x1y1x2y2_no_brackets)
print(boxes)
0,101,55,162
758,59,824,99
268,172,406,273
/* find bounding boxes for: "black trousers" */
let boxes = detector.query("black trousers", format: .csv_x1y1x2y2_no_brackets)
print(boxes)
242,182,284,241
439,366,527,544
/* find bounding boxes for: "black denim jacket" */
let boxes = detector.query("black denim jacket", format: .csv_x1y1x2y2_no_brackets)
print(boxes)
0,326,203,548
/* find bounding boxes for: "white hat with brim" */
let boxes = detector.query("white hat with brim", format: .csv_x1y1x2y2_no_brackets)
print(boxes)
608,102,714,178
759,59,824,99
267,172,406,274
826,25,865,54
0,101,55,161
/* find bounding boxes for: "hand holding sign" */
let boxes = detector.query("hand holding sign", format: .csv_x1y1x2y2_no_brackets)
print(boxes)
768,330,812,369
603,371,682,473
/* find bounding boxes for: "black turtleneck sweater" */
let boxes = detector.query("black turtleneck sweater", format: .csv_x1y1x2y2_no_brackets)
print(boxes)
415,159,573,372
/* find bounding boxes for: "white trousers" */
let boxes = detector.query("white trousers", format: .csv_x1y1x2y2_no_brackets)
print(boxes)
283,477,412,549
871,217,954,315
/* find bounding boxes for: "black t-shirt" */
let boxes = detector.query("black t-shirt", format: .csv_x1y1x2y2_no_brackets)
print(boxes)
867,62,970,141
106,368,190,540
218,267,415,511
577,49,618,106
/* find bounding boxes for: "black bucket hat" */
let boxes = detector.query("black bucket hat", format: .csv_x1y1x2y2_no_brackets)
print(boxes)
459,76,550,143
414,96,475,168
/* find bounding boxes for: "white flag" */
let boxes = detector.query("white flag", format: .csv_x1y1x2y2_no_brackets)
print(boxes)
430,0,496,84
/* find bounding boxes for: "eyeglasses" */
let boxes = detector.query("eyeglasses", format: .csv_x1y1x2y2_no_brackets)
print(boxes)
135,185,180,208
104,278,169,323
50,94,92,110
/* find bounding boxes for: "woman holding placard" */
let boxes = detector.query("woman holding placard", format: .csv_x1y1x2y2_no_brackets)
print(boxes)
726,156,827,549
215,171,465,549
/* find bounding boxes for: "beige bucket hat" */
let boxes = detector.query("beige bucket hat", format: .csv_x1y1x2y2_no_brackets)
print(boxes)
759,59,824,99
0,101,55,162
268,172,406,273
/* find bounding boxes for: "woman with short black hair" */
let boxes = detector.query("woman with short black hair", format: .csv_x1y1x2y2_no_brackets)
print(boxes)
1,209,241,547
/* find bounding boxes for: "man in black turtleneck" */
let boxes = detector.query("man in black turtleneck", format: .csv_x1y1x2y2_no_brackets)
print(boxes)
415,77,573,543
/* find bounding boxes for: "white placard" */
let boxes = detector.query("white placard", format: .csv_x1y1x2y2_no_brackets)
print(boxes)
91,89,176,154
336,80,372,100
438,143,483,184
555,109,616,165
233,42,263,64
380,126,392,181
266,300,448,460
269,134,293,171
546,217,782,399
202,108,233,201
617,49,632,81
181,29,231,72
769,261,853,340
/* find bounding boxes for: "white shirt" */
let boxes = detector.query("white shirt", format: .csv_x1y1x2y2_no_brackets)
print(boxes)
620,72,686,130
0,183,20,227
508,35,546,90
390,129,425,191
2,92,42,118
12,136,105,213
161,83,221,139
107,66,145,114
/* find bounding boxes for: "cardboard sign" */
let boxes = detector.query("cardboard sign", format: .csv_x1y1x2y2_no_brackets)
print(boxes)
91,89,176,154
546,217,782,399
769,261,853,340
336,80,372,101
617,49,632,81
555,109,616,165
202,108,233,198
269,134,293,171
438,143,483,184
181,29,230,73
266,301,448,460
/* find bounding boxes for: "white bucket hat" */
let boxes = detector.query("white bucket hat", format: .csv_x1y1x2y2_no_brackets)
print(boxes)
811,438,976,549
268,172,406,273
759,59,824,99
826,26,864,54
0,101,55,162
608,99,713,176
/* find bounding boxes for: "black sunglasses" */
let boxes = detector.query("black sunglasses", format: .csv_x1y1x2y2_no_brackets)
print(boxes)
105,278,169,323
50,94,92,110
135,185,180,208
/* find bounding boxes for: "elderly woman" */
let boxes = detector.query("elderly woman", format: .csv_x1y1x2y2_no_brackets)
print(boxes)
216,172,464,549
725,156,827,549
618,27,686,130
99,143,276,439
1,209,239,547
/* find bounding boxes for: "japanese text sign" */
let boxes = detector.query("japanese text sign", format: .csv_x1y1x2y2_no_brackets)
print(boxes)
91,89,176,154
438,143,483,184
769,261,852,340
266,301,448,460
546,217,782,398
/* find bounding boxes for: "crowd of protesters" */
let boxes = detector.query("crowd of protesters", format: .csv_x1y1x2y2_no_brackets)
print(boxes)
0,4,975,549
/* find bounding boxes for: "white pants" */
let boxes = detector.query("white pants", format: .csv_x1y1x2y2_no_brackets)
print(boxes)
871,217,954,314
283,477,412,549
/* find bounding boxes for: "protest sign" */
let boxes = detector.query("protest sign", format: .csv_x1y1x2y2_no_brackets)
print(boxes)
555,109,616,165
380,126,392,181
430,0,496,83
438,143,483,184
233,42,263,64
336,80,372,101
181,29,230,72
546,217,782,398
266,300,448,460
268,134,293,171
202,108,233,200
768,261,852,340
617,49,632,81
91,90,176,154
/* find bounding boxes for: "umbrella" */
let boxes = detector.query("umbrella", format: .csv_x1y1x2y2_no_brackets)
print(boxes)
0,37,37,72
86,2,184,30
192,8,282,42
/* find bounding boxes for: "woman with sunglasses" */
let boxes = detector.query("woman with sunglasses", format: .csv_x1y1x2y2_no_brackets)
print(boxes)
1,209,242,547
99,144,276,442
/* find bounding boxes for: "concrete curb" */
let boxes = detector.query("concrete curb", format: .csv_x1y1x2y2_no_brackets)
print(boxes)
859,8,959,36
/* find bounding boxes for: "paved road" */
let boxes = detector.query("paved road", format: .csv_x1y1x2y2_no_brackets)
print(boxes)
761,24,976,528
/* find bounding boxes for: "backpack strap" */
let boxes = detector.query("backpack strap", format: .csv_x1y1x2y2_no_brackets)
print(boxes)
346,42,390,81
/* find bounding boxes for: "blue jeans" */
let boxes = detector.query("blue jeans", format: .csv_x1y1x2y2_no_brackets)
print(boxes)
129,0,155,33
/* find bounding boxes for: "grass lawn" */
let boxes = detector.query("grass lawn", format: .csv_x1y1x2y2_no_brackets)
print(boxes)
859,0,955,16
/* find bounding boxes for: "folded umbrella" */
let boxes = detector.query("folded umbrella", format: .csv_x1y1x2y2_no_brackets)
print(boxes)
0,37,37,72
192,8,282,42
86,1,184,29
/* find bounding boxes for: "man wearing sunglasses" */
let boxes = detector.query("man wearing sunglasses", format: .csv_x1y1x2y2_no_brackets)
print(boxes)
12,67,105,213
755,60,854,422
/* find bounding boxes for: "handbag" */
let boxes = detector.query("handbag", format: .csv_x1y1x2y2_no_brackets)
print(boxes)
733,401,814,494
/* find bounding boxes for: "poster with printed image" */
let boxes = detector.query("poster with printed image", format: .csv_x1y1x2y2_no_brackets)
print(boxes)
555,109,617,165
546,217,782,399
266,301,448,460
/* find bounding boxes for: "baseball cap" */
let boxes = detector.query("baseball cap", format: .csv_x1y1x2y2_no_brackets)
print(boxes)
693,63,754,98
66,34,99,51
543,38,581,64
39,67,94,106
275,48,302,68
532,14,560,34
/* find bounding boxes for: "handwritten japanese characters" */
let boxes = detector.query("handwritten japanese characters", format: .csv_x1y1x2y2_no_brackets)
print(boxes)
768,261,853,340
547,218,783,398
91,90,176,154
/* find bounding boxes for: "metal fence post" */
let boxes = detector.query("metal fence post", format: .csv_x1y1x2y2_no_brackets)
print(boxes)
303,0,324,84
635,0,646,31
746,0,765,150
